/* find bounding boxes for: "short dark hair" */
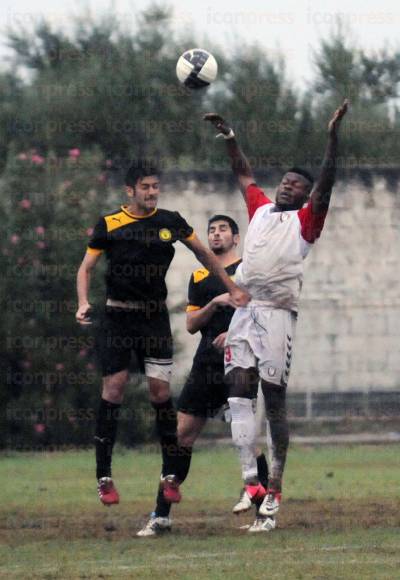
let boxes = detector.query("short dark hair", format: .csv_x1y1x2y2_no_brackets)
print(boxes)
286,167,314,186
125,159,160,187
208,214,239,235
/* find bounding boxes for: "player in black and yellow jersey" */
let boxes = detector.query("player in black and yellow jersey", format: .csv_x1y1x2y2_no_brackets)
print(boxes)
75,161,250,514
137,215,269,536
179,215,242,420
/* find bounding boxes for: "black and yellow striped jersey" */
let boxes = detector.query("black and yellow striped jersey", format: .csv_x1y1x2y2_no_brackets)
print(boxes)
87,205,194,303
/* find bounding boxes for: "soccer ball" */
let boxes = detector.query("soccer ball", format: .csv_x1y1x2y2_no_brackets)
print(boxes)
176,48,218,89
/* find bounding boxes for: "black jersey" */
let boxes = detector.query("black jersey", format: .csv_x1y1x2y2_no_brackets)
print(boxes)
87,205,194,303
186,259,241,362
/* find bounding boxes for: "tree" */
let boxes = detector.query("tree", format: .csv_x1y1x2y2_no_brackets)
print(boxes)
312,22,400,167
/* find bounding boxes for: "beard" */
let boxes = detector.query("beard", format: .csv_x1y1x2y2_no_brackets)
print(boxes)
212,246,225,255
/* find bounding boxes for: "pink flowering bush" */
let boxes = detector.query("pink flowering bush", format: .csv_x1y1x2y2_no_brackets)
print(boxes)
19,199,32,210
31,154,45,165
68,148,81,159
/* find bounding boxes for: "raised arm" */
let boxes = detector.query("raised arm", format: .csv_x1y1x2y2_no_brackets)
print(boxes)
182,234,250,307
311,100,348,214
203,113,255,198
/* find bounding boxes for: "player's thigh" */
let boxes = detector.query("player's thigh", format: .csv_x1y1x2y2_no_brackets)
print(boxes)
142,307,173,387
254,308,297,387
177,361,227,418
177,412,207,447
225,366,259,398
225,308,257,379
260,379,287,421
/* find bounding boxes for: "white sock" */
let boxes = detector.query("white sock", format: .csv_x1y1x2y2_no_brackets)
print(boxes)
228,397,258,481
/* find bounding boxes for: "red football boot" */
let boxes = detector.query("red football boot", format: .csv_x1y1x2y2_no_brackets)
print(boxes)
161,475,182,503
232,483,266,514
97,477,120,506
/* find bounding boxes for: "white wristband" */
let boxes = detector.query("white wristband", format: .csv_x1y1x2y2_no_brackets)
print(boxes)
216,129,235,140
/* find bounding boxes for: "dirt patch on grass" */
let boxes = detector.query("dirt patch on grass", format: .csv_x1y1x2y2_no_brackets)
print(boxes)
1,498,399,544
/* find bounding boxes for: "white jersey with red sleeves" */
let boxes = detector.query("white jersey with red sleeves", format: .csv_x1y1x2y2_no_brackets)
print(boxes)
235,183,327,312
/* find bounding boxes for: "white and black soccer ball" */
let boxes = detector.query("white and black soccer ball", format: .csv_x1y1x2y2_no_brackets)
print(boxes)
176,48,218,89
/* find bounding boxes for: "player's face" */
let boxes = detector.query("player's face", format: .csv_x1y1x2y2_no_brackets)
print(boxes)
128,176,160,211
275,172,311,209
208,221,238,254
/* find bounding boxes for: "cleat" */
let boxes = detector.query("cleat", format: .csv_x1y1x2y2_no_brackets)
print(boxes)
259,489,282,517
232,483,266,514
161,475,182,504
248,516,276,533
137,513,172,537
97,477,120,506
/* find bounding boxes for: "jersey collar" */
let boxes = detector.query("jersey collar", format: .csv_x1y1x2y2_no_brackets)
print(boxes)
224,258,242,268
121,205,157,219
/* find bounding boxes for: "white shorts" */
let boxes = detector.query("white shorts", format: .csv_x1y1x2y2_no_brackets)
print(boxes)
144,358,173,383
224,304,297,387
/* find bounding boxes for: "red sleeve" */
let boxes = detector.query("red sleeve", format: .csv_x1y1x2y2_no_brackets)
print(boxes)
297,202,328,243
245,184,273,221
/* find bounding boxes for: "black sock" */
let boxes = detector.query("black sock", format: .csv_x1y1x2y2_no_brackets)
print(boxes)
254,453,269,510
151,398,194,517
155,483,172,518
151,398,180,476
152,399,193,479
95,398,121,480
175,445,192,483
257,453,269,489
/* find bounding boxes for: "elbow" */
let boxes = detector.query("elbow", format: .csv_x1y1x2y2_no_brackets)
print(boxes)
186,314,200,334
186,321,197,334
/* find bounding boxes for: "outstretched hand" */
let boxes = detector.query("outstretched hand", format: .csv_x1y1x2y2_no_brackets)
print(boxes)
203,113,232,137
229,286,251,308
328,99,349,136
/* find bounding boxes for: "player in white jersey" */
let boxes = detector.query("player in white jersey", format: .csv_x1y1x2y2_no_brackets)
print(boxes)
204,101,348,530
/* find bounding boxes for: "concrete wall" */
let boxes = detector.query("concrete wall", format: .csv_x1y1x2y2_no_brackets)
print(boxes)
160,177,400,393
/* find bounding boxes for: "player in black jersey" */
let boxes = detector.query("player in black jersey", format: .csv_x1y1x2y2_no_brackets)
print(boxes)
75,161,249,511
179,215,242,421
137,215,269,536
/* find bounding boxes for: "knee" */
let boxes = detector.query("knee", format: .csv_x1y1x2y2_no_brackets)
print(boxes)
177,416,198,447
226,367,258,399
102,379,126,404
177,427,196,448
148,379,171,404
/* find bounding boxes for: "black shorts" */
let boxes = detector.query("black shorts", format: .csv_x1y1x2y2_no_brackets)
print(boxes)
177,358,228,418
95,305,173,377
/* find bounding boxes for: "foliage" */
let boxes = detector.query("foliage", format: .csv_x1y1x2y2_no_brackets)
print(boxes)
2,8,399,172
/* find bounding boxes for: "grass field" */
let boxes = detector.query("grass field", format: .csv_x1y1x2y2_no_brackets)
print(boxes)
1,444,399,579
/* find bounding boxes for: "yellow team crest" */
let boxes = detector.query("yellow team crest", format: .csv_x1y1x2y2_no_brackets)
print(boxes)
159,228,172,241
